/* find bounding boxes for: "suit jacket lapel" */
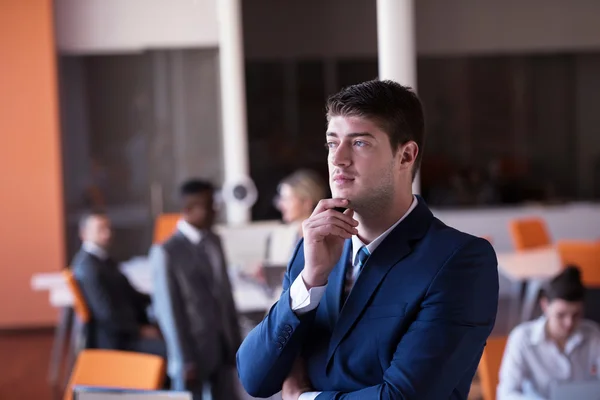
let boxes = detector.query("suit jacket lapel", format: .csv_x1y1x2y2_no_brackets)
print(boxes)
326,197,433,366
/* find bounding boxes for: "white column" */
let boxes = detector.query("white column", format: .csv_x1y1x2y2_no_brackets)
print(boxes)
376,0,420,194
217,0,252,224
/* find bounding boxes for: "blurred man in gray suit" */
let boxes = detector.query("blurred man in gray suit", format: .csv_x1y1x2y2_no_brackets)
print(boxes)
73,212,165,356
150,180,241,400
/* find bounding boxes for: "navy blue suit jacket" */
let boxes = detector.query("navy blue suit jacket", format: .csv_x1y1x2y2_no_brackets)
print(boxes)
237,198,499,399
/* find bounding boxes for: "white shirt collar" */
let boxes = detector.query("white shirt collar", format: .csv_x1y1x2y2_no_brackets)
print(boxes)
82,241,108,260
177,219,204,245
351,195,418,265
530,315,585,354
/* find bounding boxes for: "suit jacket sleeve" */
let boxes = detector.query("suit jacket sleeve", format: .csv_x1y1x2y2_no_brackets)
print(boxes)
126,279,151,310
237,239,318,398
150,246,195,371
215,236,242,351
120,271,151,325
75,259,138,336
316,237,499,400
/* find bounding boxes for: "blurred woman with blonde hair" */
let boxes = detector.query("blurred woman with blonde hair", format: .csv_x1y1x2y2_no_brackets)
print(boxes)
267,169,327,263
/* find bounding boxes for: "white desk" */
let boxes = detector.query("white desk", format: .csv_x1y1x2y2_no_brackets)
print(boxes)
31,259,280,315
497,246,562,281
496,246,563,323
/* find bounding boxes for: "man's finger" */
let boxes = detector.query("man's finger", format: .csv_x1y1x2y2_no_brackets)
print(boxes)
305,216,358,236
311,198,349,216
312,224,354,240
313,209,358,227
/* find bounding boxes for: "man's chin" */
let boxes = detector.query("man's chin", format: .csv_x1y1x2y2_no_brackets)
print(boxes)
331,188,353,201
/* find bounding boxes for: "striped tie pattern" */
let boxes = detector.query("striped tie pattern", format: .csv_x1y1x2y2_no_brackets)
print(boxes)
342,246,370,306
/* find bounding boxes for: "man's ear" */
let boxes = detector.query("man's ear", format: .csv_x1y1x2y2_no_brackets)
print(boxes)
398,141,419,169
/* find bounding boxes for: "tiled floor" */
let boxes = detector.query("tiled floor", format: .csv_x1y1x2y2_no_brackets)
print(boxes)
0,330,56,400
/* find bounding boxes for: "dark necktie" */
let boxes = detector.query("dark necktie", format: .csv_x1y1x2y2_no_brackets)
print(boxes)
342,246,370,306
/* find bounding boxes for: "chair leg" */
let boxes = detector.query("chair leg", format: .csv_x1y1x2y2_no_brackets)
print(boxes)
48,307,73,387
63,317,85,390
521,279,544,322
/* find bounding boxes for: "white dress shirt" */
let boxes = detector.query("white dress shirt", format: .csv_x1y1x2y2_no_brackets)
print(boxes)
177,219,224,279
497,316,600,400
292,196,418,400
82,241,108,260
176,219,204,245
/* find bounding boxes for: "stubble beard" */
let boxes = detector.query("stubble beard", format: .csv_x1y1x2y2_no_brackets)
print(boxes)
345,163,396,219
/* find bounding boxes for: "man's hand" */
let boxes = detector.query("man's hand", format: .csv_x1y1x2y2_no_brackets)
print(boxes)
282,357,313,400
301,198,358,288
139,325,161,339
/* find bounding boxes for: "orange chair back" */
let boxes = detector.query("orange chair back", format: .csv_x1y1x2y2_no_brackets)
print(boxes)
63,270,91,323
509,218,551,251
557,241,600,286
64,349,165,400
478,336,508,400
153,213,181,244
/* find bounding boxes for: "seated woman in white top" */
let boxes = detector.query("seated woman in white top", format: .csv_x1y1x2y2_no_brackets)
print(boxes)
250,170,326,287
497,266,600,399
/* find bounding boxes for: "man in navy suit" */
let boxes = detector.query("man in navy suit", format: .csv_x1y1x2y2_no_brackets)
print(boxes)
237,80,499,399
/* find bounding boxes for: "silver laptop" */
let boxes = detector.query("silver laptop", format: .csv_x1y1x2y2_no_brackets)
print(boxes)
550,381,600,400
74,386,192,400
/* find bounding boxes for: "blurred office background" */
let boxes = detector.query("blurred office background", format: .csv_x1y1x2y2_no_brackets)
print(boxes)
1,0,600,399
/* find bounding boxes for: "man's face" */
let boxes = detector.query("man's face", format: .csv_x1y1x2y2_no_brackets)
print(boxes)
326,115,406,213
542,298,584,340
80,215,112,249
182,191,215,230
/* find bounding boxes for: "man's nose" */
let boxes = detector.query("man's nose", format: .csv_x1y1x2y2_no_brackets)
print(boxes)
330,142,352,167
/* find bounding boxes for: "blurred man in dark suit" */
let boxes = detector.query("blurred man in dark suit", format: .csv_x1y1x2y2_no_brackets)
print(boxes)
150,180,241,400
72,212,166,358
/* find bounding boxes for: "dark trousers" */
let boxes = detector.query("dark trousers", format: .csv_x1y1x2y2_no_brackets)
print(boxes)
124,337,168,359
172,366,240,400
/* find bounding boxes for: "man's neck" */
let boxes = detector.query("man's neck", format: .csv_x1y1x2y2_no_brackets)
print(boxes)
82,241,109,260
356,192,414,244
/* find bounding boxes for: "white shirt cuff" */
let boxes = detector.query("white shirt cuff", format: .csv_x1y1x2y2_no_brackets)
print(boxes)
298,391,321,400
289,273,327,314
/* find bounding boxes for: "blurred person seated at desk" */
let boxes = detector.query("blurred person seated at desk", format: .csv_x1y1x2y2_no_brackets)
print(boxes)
72,212,166,357
252,170,326,285
149,179,241,400
497,266,600,400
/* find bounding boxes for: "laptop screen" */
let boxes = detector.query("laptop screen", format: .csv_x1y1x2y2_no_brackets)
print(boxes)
73,386,192,400
550,381,600,400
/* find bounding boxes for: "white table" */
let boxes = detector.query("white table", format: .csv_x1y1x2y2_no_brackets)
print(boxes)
496,246,563,324
31,260,280,315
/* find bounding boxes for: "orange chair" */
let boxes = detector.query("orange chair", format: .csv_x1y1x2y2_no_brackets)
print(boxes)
478,336,508,400
62,270,92,387
153,213,181,244
556,241,600,286
64,349,165,400
63,270,91,325
509,218,551,251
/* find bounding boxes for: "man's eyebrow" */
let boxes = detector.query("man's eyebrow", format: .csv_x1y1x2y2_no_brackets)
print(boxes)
326,132,375,138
